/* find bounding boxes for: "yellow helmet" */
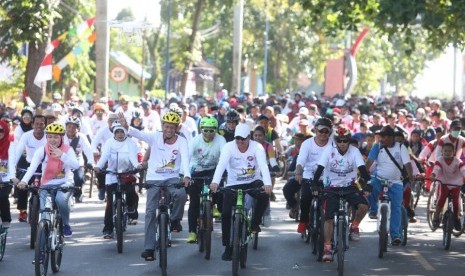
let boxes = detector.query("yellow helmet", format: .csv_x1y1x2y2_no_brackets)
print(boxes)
162,111,181,125
45,123,65,135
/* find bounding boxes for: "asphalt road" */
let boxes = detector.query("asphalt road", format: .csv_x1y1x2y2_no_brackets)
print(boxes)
1,179,465,276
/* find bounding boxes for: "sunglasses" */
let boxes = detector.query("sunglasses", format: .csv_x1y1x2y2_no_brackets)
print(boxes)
202,129,216,134
235,136,248,141
336,139,350,144
318,129,330,134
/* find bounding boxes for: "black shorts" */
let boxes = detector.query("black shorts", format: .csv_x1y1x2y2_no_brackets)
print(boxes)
323,186,367,220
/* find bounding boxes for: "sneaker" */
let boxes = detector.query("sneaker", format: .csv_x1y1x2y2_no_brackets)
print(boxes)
409,216,417,223
98,188,105,201
289,208,298,219
141,249,155,261
221,246,233,261
349,226,360,241
369,211,377,219
391,237,401,246
297,222,307,234
187,232,197,243
18,210,27,222
432,219,440,230
128,218,138,225
213,206,221,218
103,230,113,239
263,215,271,227
454,219,462,232
63,225,72,238
322,245,332,262
75,195,83,203
170,220,183,232
251,224,261,233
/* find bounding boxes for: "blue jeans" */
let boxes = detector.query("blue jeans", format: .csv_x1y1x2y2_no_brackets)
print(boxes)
39,184,72,225
368,177,403,239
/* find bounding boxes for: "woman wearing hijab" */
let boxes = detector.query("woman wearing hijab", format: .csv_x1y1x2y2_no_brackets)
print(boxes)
16,123,79,238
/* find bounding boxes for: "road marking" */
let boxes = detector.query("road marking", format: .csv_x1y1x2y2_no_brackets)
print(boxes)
411,250,435,271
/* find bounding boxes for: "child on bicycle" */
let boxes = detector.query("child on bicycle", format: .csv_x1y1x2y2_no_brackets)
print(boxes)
16,123,79,237
430,142,465,231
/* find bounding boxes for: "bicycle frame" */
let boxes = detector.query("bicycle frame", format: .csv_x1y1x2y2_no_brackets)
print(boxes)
333,195,350,252
375,177,393,233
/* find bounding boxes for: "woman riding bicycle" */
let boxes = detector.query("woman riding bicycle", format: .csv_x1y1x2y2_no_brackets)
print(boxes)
94,121,142,238
311,126,372,262
16,123,79,238
187,116,226,243
0,120,13,230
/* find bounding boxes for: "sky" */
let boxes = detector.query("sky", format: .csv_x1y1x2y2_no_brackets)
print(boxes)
109,0,160,26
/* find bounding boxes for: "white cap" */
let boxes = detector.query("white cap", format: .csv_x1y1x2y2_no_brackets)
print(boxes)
299,107,309,115
234,123,251,138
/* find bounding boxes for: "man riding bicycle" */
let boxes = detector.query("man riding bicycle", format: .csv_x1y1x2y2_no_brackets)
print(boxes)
311,126,372,262
209,123,272,261
118,111,191,262
186,116,226,243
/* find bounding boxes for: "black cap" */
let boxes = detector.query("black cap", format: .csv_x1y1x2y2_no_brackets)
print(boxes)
379,125,395,136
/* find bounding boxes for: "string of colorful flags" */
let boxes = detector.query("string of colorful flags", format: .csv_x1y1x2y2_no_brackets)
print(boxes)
34,17,95,87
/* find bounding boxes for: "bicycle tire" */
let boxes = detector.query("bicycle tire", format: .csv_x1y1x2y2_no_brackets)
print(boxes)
426,186,437,231
443,211,453,250
401,206,408,246
413,181,422,209
88,168,94,198
35,221,49,276
310,198,319,255
316,204,325,262
30,194,39,249
0,230,6,261
204,203,213,260
232,215,241,276
159,212,168,276
115,198,123,253
378,205,388,258
51,216,63,273
240,217,248,268
337,218,345,276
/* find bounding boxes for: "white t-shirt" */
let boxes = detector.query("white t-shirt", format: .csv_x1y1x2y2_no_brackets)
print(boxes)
8,131,46,177
212,140,272,187
90,115,108,137
189,134,226,173
128,128,190,180
318,144,365,187
368,142,410,183
63,133,94,166
296,137,333,180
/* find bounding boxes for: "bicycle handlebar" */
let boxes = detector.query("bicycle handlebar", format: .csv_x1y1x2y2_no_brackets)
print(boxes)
100,169,140,176
218,186,264,194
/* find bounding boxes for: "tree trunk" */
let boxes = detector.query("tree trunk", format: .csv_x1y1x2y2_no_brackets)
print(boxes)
24,41,47,106
179,0,205,97
146,26,162,91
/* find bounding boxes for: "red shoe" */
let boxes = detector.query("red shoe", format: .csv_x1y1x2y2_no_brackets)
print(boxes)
19,211,27,222
297,222,307,234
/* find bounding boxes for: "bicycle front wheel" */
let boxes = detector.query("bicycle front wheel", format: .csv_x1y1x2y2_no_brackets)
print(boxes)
443,211,453,250
30,194,39,249
0,230,6,261
413,181,422,209
240,217,248,268
35,221,49,276
401,206,408,246
426,184,437,231
337,219,345,276
51,216,64,273
378,205,388,258
115,198,123,253
158,212,168,276
232,216,241,276
204,203,213,260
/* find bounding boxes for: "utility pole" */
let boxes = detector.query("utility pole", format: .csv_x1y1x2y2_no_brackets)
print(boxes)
231,0,244,95
262,0,269,96
140,28,146,97
164,0,172,100
95,0,109,99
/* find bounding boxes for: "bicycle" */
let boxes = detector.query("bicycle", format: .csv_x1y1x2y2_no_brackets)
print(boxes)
101,169,139,254
19,168,42,250
374,176,408,259
322,187,357,276
0,181,13,261
33,185,73,276
411,175,425,209
148,182,184,276
308,185,324,262
191,176,214,260
426,179,439,231
220,186,263,276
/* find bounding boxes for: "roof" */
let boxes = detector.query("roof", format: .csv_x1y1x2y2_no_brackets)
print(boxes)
109,51,151,81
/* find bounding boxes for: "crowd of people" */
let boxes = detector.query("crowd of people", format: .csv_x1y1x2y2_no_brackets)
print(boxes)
1,90,465,264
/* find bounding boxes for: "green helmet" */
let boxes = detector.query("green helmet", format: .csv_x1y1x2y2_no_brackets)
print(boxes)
200,116,218,129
